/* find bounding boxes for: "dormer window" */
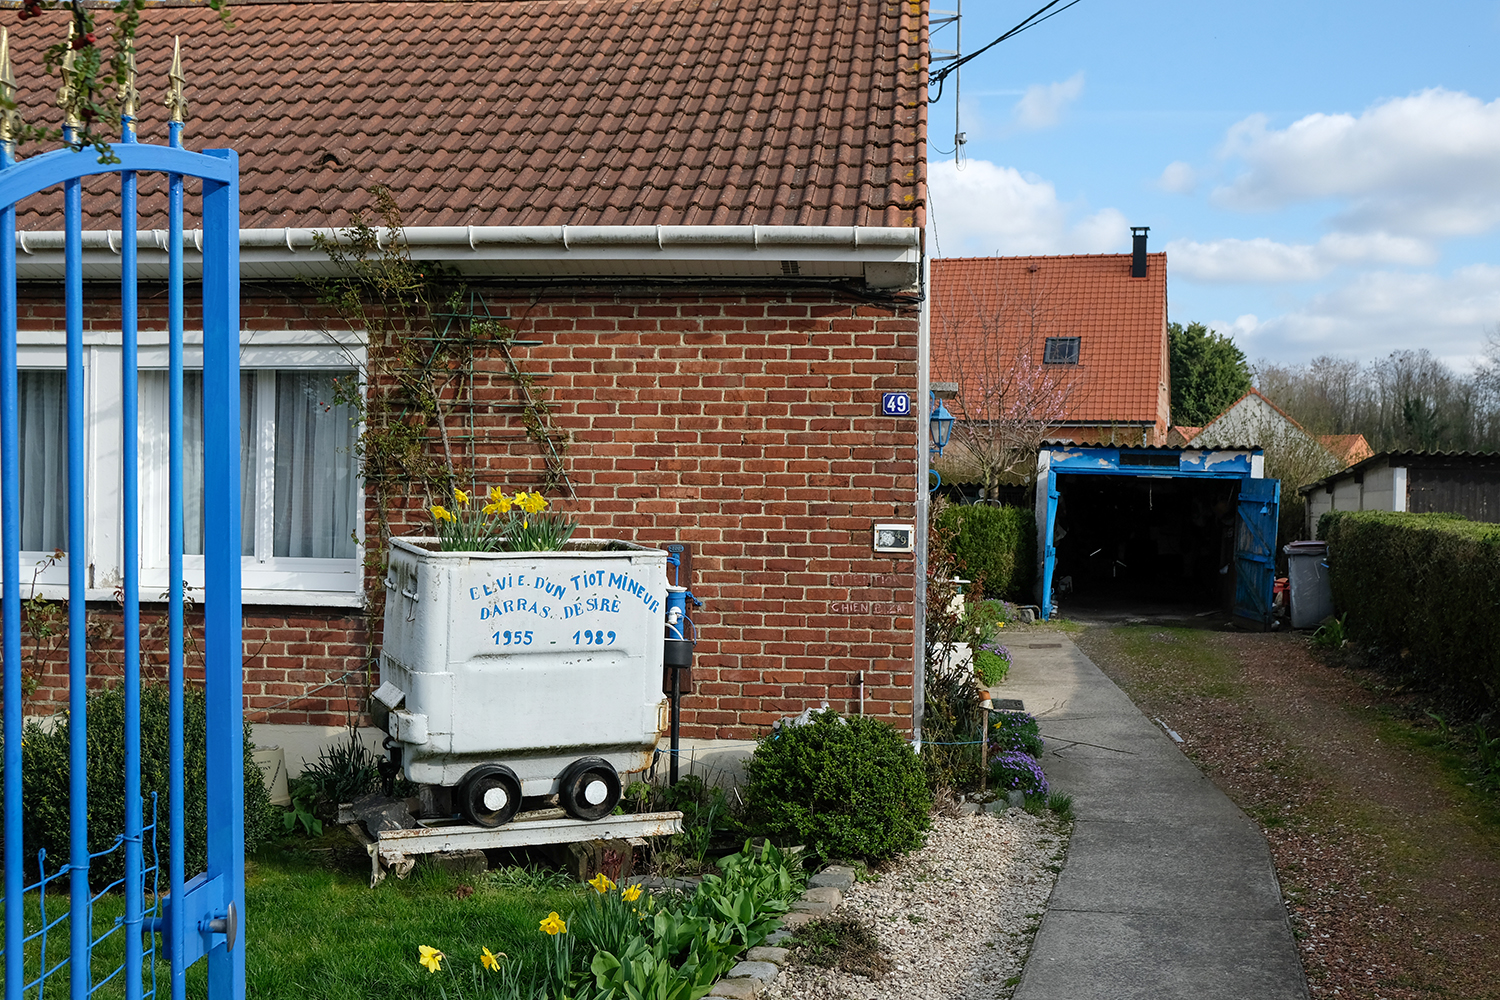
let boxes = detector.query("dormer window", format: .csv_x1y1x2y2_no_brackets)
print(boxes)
1044,336,1081,365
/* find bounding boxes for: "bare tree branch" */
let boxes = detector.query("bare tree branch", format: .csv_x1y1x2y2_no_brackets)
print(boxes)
932,271,1082,496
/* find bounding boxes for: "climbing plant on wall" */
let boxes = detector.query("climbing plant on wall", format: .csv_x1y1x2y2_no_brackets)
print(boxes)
312,187,572,675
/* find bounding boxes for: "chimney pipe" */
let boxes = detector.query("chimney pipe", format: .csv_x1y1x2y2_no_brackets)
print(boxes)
1131,226,1149,278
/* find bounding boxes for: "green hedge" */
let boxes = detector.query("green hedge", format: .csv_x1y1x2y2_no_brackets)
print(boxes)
935,504,1035,600
1319,510,1500,708
8,684,273,889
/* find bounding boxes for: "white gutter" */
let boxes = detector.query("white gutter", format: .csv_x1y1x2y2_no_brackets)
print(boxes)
15,225,922,287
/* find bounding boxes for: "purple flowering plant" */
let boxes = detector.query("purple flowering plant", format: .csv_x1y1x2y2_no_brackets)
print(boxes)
988,710,1043,759
972,642,1011,687
989,750,1048,796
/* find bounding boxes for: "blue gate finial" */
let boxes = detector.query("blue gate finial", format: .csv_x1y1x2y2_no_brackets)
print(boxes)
57,23,86,133
167,36,188,128
0,29,16,164
119,46,138,140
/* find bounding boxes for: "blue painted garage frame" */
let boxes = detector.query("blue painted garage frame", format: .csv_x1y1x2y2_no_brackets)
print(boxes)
1034,444,1279,625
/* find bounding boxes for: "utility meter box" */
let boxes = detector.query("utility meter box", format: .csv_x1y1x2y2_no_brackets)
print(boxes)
380,538,670,815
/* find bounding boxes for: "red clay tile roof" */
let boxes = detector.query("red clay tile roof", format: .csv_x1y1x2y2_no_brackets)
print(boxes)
1318,433,1374,468
929,253,1169,426
6,0,928,231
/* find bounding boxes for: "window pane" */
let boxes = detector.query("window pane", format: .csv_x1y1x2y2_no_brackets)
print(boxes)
272,371,357,559
141,370,255,558
239,373,255,556
18,370,67,551
1044,337,1080,365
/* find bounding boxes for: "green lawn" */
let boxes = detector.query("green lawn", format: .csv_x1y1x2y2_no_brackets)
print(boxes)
6,831,589,999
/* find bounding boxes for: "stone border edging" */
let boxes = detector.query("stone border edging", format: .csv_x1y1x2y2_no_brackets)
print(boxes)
704,865,857,1000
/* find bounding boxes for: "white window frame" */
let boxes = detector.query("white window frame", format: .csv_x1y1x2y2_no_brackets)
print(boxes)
4,326,367,608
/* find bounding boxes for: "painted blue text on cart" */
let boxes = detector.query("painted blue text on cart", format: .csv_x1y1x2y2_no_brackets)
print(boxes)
470,568,662,648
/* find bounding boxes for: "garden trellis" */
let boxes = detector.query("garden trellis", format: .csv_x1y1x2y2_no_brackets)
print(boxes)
0,33,245,1000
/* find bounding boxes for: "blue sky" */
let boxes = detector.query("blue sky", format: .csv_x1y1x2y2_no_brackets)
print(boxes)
926,1,1500,373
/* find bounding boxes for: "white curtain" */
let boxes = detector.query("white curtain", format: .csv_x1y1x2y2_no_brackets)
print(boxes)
272,371,357,559
140,369,355,563
18,370,67,551
237,373,256,556
140,370,255,558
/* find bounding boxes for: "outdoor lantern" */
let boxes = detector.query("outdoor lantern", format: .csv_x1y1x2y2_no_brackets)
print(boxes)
929,398,955,456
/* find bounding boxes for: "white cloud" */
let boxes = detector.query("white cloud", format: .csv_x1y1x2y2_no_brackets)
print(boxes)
1167,231,1437,283
928,158,1129,257
1213,265,1500,362
1315,231,1435,266
1158,161,1197,194
1214,88,1500,237
1170,238,1324,283
1013,72,1085,130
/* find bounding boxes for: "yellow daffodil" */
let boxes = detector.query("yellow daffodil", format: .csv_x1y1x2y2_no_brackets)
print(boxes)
518,492,549,515
621,883,642,902
453,487,470,506
430,504,455,523
483,502,502,515
539,912,567,936
418,945,444,974
587,872,616,894
480,947,504,972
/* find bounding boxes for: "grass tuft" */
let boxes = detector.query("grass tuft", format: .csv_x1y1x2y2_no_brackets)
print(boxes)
788,914,892,978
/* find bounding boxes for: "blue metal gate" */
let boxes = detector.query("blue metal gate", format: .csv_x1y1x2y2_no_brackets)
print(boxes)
0,49,244,1000
1233,476,1281,629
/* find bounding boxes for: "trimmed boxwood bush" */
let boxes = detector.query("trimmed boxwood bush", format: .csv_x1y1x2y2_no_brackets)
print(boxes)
1319,509,1500,709
743,712,930,864
8,684,272,889
935,504,1035,599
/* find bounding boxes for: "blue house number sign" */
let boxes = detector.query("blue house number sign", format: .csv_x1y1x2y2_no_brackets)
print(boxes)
880,392,911,416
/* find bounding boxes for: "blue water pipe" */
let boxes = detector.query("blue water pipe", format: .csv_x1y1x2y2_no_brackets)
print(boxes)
663,551,703,784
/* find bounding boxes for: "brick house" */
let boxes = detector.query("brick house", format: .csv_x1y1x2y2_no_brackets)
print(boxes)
928,238,1172,496
7,0,931,765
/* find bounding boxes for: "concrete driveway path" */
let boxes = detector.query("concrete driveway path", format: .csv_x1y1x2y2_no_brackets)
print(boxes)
1001,633,1309,1000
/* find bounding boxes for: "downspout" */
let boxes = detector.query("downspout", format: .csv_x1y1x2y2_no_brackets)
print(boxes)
912,250,930,750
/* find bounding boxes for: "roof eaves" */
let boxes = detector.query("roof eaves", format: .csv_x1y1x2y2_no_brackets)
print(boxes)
14,223,923,285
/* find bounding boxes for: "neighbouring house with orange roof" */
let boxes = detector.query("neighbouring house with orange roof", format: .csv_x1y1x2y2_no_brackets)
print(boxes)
7,0,931,770
929,232,1171,492
1319,434,1376,468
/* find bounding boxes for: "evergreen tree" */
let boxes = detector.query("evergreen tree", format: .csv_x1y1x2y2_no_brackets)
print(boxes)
1169,321,1252,426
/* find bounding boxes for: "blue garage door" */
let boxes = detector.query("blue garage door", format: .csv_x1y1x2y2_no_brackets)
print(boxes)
1233,477,1281,628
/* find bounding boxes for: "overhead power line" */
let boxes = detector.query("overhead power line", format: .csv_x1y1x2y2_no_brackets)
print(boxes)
929,0,1086,104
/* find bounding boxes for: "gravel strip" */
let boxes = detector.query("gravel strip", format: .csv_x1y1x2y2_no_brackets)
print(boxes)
763,809,1070,1000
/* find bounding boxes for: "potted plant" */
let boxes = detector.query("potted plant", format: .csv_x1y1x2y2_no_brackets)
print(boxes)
377,486,671,826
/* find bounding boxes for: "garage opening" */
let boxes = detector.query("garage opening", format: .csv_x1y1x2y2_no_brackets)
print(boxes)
1052,473,1240,617
1037,445,1279,624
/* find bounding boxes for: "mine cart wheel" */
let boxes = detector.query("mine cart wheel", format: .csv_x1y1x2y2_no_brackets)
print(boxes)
458,764,523,828
557,757,622,821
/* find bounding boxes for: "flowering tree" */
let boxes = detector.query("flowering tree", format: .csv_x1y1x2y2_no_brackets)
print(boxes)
931,276,1080,497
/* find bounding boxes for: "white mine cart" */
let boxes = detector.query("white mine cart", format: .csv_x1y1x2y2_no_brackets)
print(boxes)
375,538,671,828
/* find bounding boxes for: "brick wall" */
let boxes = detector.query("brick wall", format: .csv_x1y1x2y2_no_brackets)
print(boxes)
13,283,922,739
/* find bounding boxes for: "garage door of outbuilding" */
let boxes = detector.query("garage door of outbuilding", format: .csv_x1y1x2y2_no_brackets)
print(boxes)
1035,445,1278,627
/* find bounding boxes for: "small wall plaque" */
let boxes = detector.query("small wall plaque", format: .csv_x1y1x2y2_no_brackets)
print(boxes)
873,523,914,553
